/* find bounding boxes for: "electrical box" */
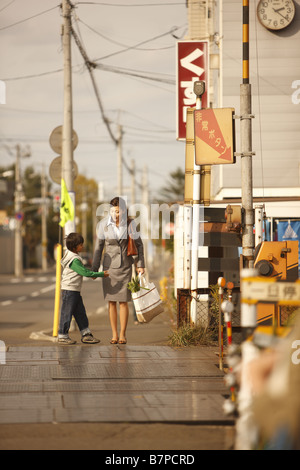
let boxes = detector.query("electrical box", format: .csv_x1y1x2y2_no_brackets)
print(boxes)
225,205,242,232
254,240,299,281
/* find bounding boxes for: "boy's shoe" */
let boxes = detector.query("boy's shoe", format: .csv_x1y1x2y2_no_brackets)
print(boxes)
58,336,76,345
81,334,100,344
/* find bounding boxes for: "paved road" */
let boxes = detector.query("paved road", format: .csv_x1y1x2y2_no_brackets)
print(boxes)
0,270,108,345
0,270,235,451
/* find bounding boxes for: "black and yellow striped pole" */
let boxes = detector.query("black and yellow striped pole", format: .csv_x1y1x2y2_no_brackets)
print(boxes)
243,0,249,84
240,0,255,268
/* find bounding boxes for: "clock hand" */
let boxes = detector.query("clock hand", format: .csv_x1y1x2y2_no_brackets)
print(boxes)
272,7,288,20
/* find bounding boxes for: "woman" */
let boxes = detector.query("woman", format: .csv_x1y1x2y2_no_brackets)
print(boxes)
92,197,145,344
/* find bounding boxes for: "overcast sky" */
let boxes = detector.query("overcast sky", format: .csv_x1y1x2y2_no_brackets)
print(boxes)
0,0,188,202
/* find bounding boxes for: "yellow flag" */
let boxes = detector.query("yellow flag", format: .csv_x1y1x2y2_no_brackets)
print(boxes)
59,179,74,227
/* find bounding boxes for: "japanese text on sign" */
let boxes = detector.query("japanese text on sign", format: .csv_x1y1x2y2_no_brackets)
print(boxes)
241,277,300,305
176,41,209,140
194,108,235,165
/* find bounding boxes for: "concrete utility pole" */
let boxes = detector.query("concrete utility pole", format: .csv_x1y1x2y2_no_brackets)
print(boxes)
131,159,136,206
41,164,48,272
240,0,254,268
117,124,123,195
62,0,75,234
14,146,23,278
14,145,30,277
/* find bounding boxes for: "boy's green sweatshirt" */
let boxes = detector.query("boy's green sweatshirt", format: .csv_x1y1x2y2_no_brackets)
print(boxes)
61,249,104,292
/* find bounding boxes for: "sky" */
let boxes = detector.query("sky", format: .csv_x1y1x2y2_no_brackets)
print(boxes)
0,0,188,203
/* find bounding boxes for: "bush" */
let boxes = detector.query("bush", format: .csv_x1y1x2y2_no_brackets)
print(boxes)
167,323,216,347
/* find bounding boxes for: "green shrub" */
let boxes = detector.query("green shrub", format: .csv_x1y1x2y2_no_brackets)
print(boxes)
168,323,216,347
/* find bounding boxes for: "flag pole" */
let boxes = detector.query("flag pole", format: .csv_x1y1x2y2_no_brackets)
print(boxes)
53,178,74,337
52,235,62,337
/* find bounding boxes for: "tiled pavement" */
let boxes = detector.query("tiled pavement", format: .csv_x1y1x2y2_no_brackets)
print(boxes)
0,344,233,425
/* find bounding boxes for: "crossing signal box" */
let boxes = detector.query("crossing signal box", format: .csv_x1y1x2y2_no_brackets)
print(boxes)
225,205,242,233
254,240,299,326
254,241,299,282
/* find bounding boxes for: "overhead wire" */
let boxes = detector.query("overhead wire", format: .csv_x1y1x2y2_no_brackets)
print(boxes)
75,2,185,6
1,0,181,185
0,5,59,31
93,25,183,62
77,17,178,51
95,63,175,85
69,1,180,182
0,0,16,14
70,22,119,146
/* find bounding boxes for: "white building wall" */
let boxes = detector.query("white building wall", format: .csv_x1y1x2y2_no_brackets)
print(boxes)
212,0,300,199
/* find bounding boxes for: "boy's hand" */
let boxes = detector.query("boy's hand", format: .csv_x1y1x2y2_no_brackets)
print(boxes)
104,271,109,277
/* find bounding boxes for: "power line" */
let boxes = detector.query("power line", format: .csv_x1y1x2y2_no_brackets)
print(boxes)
95,63,175,85
93,25,182,62
0,0,16,14
0,5,59,31
77,17,178,51
75,2,185,6
0,68,64,82
70,22,119,146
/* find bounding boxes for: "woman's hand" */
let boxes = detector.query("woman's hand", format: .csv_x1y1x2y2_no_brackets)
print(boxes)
137,267,145,275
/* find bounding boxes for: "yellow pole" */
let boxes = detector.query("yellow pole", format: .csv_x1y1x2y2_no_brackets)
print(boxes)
52,243,62,337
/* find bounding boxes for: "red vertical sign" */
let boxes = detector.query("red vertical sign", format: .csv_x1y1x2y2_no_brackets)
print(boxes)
176,41,209,140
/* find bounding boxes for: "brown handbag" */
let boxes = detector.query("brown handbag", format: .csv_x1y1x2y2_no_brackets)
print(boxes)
127,220,138,256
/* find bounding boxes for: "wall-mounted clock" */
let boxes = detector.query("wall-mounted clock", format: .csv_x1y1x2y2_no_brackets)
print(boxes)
257,0,296,31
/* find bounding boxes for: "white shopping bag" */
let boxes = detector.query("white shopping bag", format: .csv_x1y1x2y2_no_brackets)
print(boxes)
132,275,164,323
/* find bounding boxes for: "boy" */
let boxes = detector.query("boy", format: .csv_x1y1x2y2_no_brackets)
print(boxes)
58,232,109,345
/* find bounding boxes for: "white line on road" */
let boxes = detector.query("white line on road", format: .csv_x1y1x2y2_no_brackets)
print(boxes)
30,291,40,297
1,284,56,306
40,285,56,293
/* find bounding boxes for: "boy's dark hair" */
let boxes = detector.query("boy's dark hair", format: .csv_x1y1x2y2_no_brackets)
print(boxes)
66,233,84,252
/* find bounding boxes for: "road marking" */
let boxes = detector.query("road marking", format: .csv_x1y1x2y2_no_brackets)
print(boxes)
40,285,56,293
1,284,56,306
10,276,57,284
30,291,40,297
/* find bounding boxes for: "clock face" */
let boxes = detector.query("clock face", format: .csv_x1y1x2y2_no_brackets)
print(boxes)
257,0,295,30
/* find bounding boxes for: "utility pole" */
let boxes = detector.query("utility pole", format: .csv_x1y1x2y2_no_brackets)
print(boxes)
62,0,75,235
117,124,123,195
142,165,150,272
240,0,254,268
14,146,23,278
131,159,136,206
14,144,30,277
81,189,88,243
41,164,48,272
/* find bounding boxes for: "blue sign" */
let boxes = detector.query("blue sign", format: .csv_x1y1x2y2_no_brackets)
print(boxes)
277,221,300,276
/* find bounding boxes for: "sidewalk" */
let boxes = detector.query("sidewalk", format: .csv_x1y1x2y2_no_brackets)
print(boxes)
0,311,235,450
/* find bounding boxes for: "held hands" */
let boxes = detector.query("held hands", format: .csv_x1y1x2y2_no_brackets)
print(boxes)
92,271,109,280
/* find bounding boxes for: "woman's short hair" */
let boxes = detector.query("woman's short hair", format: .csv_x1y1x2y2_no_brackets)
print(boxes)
110,196,127,211
110,197,128,223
